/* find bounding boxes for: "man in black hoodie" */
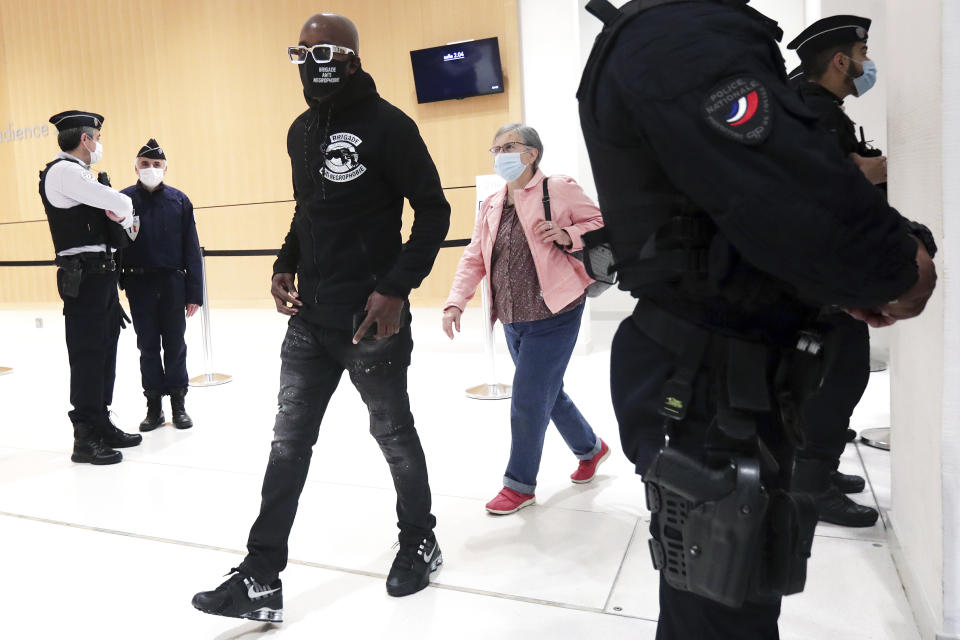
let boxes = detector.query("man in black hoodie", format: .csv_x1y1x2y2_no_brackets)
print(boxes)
192,14,450,622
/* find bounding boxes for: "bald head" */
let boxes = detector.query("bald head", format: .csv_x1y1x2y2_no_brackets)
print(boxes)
300,13,359,53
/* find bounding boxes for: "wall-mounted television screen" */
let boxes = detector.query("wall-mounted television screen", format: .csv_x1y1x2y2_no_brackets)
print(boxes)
409,37,505,104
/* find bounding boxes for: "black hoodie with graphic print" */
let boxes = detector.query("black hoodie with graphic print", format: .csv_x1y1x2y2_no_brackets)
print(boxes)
273,68,451,330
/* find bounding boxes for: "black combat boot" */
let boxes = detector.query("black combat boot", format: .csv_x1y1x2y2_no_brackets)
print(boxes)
170,387,193,429
140,390,165,432
793,458,878,527
99,410,143,448
830,469,866,494
386,534,442,597
71,423,122,465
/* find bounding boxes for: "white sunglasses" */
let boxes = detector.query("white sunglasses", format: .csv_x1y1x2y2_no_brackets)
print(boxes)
287,44,355,64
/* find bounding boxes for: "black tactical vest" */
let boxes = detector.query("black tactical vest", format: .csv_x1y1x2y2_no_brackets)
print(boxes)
38,157,110,254
577,0,804,335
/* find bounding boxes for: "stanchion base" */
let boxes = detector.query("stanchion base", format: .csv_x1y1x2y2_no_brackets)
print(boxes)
189,373,232,387
869,358,888,373
0,367,12,376
860,427,890,451
466,383,512,400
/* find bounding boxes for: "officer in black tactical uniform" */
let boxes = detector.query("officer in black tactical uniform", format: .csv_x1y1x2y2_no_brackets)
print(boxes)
120,139,203,431
788,17,886,187
40,110,143,465
784,17,938,528
578,1,936,638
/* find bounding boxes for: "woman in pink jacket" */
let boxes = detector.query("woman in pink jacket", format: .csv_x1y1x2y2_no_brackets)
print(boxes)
443,123,610,515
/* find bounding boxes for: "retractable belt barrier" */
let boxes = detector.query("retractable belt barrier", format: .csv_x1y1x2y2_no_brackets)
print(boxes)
188,247,232,387
0,239,474,387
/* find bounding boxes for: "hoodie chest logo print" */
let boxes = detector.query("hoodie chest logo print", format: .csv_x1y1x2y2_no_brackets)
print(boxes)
323,132,367,183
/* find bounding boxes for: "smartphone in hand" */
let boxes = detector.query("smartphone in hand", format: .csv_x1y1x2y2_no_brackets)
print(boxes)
352,311,377,341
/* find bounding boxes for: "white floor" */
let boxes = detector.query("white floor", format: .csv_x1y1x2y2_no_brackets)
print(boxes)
0,307,919,639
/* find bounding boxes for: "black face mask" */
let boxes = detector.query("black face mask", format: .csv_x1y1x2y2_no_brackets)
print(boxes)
300,57,352,100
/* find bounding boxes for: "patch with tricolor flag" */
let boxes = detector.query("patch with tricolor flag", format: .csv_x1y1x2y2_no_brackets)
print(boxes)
703,76,772,145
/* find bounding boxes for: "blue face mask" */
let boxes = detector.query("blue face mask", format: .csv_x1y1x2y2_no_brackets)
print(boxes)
494,152,527,182
846,57,877,97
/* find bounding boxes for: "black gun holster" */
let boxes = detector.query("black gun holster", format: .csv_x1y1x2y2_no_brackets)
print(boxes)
55,253,117,298
56,257,84,298
645,448,817,608
634,301,820,608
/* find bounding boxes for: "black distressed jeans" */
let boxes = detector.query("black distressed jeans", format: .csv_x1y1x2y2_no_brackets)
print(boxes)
239,315,436,583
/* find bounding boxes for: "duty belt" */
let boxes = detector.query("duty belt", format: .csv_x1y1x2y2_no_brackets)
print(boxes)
55,252,117,273
121,266,181,276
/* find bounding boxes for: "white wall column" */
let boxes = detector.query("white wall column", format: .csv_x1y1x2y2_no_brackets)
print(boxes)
886,0,960,638
939,1,960,634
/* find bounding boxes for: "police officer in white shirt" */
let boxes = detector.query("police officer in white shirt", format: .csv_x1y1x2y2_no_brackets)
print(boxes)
40,110,143,465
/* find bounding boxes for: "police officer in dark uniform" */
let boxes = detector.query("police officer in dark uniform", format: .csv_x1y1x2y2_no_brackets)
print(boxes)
787,17,886,186
40,110,143,465
578,1,936,638
120,139,203,431
784,17,938,528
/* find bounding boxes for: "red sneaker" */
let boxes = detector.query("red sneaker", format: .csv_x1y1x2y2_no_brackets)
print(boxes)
485,487,536,515
570,439,611,484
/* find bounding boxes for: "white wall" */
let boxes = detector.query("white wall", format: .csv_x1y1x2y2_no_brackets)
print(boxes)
938,0,960,634
886,0,948,637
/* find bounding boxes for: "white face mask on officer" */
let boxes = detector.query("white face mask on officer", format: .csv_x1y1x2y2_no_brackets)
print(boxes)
138,166,165,189
84,137,103,164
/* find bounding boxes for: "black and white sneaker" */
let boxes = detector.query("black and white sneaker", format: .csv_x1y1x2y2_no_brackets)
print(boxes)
386,535,442,597
191,570,283,622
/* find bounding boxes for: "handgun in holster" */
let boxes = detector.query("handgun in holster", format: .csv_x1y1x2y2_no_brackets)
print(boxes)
55,256,83,298
639,305,821,607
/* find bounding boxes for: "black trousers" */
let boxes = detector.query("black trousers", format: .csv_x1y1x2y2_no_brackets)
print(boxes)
800,312,870,463
610,317,782,640
57,268,122,427
239,316,436,584
124,271,188,393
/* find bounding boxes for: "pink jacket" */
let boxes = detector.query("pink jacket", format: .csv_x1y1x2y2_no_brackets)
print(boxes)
444,170,604,317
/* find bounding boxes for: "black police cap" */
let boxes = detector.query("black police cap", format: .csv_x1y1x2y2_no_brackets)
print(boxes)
787,15,871,62
48,110,104,132
137,138,166,160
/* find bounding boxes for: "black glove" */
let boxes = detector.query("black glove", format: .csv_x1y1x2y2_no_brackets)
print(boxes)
906,220,938,259
119,307,132,330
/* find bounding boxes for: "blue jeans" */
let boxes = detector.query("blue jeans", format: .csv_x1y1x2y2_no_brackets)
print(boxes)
501,304,600,494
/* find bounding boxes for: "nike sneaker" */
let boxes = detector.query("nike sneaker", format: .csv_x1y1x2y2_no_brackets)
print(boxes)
191,570,283,622
386,535,442,597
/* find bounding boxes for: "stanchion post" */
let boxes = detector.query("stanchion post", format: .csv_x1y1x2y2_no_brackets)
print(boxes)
859,427,890,451
189,247,232,387
465,275,511,400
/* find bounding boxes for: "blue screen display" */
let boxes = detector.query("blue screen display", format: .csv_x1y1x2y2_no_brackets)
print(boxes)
409,37,505,104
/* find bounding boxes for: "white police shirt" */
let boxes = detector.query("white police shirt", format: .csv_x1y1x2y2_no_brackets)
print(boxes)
43,151,134,256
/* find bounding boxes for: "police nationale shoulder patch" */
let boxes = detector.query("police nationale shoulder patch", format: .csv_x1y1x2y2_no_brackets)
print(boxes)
703,76,772,145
